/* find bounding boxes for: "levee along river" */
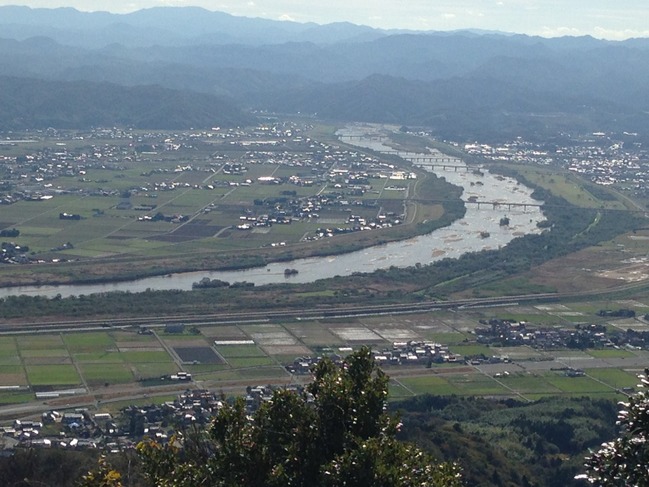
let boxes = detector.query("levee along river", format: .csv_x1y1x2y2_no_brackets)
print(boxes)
0,127,545,299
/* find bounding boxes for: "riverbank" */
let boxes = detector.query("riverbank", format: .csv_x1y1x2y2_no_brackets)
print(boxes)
0,136,464,289
0,128,546,298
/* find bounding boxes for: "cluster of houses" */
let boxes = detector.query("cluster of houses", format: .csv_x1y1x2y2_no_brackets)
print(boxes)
0,242,29,264
222,135,415,238
371,341,462,365
0,122,309,209
1,410,108,450
0,128,139,204
286,342,463,376
0,384,313,452
301,211,403,240
461,131,649,196
0,390,219,451
475,318,621,350
236,212,292,230
286,353,345,375
1,121,415,245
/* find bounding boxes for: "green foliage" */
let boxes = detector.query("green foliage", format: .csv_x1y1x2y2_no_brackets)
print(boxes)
321,435,463,487
581,371,649,485
0,448,101,487
78,456,123,487
396,395,619,487
0,228,19,237
137,347,462,487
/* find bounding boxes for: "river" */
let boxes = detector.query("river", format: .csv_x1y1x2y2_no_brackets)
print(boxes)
0,126,545,298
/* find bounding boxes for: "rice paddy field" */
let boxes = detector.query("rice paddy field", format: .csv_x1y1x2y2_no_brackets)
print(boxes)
1,298,649,408
0,126,433,271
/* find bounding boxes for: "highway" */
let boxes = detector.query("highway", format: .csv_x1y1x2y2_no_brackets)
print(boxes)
0,293,559,334
5,280,648,334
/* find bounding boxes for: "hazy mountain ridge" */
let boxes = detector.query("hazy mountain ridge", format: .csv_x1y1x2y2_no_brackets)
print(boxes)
260,73,639,140
1,6,649,137
0,76,252,129
0,6,376,47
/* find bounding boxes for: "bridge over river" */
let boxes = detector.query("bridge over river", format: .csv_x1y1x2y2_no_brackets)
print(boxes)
411,198,543,211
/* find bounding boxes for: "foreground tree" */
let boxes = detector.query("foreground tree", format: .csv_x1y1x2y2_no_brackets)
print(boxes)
78,455,123,487
579,370,649,485
137,347,462,486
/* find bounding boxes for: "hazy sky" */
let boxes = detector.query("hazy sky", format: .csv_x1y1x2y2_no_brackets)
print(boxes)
1,0,648,40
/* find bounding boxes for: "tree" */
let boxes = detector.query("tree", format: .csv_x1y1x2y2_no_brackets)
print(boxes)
137,347,462,486
579,370,649,485
77,455,123,487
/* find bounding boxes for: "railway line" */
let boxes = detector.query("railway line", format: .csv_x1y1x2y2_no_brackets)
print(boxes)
3,278,647,335
0,292,562,334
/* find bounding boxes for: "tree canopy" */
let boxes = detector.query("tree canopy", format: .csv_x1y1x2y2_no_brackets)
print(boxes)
580,370,649,485
135,347,462,487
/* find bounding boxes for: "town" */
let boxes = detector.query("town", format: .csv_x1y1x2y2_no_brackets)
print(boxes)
462,131,649,198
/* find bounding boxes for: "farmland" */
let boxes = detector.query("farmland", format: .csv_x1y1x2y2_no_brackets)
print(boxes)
0,123,461,286
1,122,648,417
2,297,649,413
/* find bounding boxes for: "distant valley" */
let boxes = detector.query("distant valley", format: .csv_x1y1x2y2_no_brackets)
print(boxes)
1,6,649,140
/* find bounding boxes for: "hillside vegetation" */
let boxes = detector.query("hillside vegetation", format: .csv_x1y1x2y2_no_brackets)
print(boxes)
0,76,252,130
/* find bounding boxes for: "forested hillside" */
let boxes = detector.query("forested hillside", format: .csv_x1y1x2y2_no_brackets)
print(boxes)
397,395,618,487
0,76,252,129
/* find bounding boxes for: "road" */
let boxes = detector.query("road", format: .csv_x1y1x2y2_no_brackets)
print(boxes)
2,282,648,420
3,280,649,335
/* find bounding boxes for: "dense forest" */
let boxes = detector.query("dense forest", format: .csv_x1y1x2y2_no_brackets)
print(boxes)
397,395,619,486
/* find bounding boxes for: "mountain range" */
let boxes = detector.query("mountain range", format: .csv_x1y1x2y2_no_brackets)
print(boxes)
1,6,649,140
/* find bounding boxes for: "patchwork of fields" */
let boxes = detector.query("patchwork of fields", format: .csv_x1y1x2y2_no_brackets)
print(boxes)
2,298,649,408
0,128,422,267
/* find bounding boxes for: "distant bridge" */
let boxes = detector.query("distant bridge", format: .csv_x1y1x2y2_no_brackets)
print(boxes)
414,163,472,171
410,198,542,211
379,150,461,161
466,200,543,211
339,135,389,142
412,198,649,215
339,136,466,166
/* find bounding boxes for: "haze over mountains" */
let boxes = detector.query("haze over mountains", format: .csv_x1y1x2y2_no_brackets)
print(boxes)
2,6,649,140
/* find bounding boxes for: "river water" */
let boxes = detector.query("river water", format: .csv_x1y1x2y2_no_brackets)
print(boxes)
0,127,545,298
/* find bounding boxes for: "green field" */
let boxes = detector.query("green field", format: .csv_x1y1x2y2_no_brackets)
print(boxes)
504,165,625,209
79,363,134,386
585,368,639,389
450,344,494,357
398,375,459,395
226,357,278,368
545,374,613,395
64,332,116,352
499,374,562,394
17,335,64,350
388,380,414,400
74,352,124,363
119,351,173,363
215,345,267,358
26,365,81,386
1,298,648,408
587,349,635,359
